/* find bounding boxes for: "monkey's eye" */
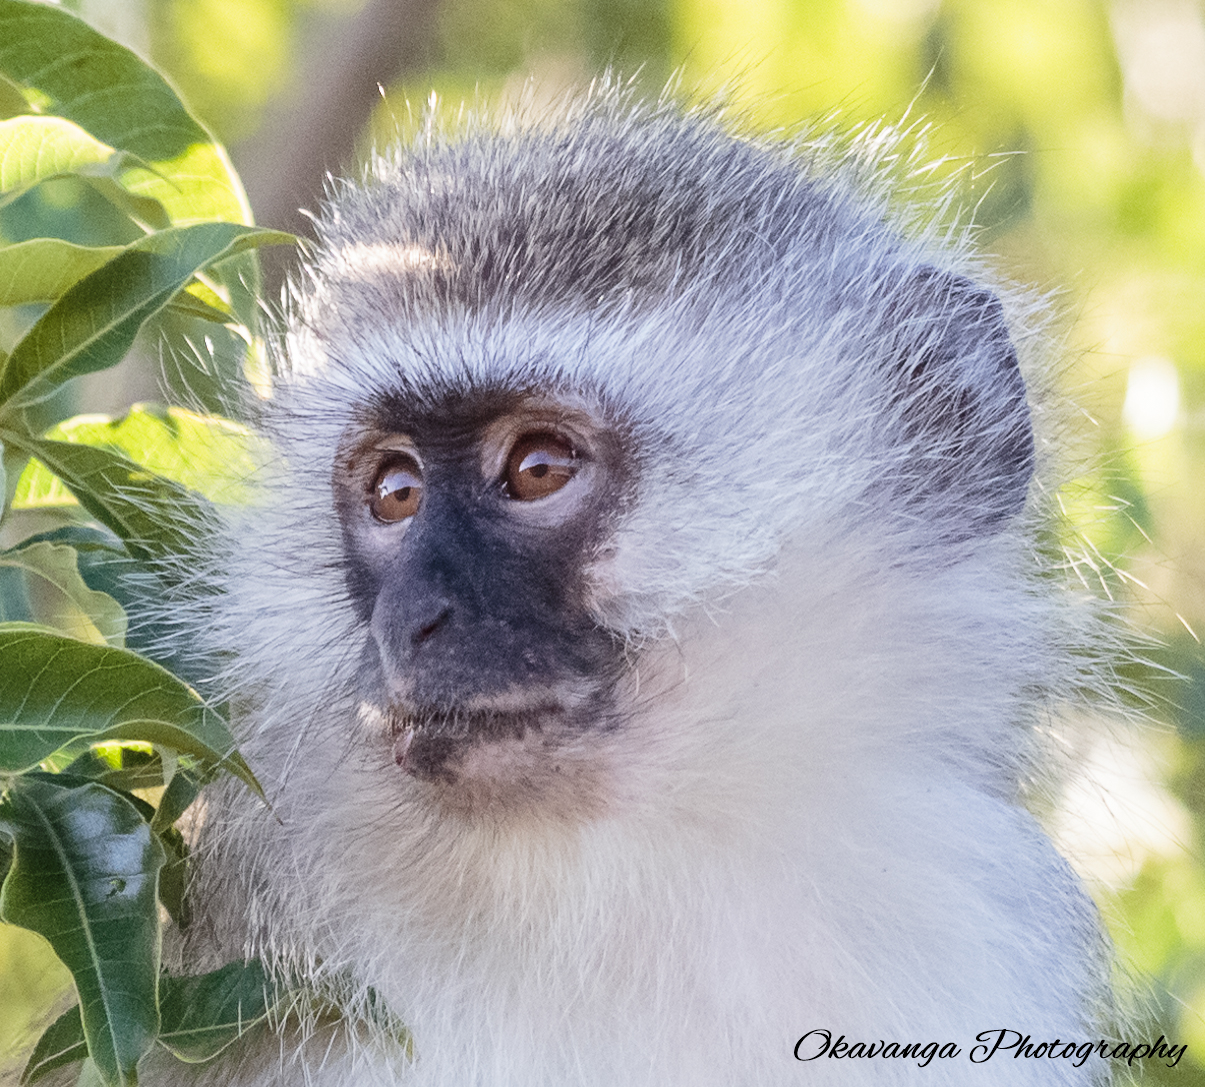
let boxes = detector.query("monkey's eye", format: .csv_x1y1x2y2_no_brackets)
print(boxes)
504,433,577,500
369,455,423,522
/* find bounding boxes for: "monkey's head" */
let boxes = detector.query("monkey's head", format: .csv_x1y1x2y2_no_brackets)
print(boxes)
234,95,1036,821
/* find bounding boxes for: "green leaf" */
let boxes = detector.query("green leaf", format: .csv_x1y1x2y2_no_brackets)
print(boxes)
5,527,221,693
8,761,192,928
0,0,250,227
155,822,189,929
166,290,235,325
0,540,127,646
1,435,22,511
0,776,164,1087
7,440,75,509
0,240,124,306
62,746,164,794
22,1003,87,1085
0,627,255,792
0,431,209,563
12,405,267,507
151,764,213,833
157,961,275,1063
0,115,121,208
80,176,171,233
0,3,291,350
22,962,279,1081
76,1058,107,1087
0,223,290,415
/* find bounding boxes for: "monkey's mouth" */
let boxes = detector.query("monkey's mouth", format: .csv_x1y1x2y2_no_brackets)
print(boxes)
365,691,619,818
387,703,563,783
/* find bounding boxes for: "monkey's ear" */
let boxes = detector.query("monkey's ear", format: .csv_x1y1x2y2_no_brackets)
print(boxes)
886,267,1035,534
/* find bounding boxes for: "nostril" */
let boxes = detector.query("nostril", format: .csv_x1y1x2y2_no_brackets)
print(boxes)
412,606,452,646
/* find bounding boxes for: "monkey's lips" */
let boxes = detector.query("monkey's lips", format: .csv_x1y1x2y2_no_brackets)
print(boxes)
388,703,564,784
368,693,618,819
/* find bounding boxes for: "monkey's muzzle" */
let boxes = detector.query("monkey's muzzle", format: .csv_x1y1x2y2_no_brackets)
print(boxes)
389,707,554,783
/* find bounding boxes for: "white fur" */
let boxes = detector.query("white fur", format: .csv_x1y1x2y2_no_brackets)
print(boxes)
164,90,1114,1085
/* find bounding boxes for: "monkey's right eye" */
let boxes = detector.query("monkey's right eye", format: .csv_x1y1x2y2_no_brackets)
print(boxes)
369,456,423,523
504,433,578,501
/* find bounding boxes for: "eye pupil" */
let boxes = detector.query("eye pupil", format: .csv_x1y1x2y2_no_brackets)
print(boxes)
369,456,423,523
506,434,577,500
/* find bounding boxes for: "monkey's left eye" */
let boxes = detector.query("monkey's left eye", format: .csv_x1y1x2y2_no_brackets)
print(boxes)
369,456,423,522
504,433,578,500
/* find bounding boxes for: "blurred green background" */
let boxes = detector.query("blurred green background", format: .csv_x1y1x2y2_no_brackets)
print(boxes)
2,0,1203,1081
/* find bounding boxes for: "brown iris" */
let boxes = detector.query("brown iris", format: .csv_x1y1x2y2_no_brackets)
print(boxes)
505,433,577,500
369,455,423,522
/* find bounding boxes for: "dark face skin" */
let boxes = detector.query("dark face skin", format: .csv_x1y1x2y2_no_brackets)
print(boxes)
334,389,629,785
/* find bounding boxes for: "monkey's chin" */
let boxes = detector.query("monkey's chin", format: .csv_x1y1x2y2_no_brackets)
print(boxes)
373,701,617,821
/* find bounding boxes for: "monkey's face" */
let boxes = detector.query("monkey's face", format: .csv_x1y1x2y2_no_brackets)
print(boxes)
333,387,632,806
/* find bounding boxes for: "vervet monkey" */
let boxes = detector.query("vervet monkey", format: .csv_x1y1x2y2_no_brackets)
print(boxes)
169,90,1115,1086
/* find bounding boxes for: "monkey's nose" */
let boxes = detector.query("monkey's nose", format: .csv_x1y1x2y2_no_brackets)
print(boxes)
411,606,452,646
